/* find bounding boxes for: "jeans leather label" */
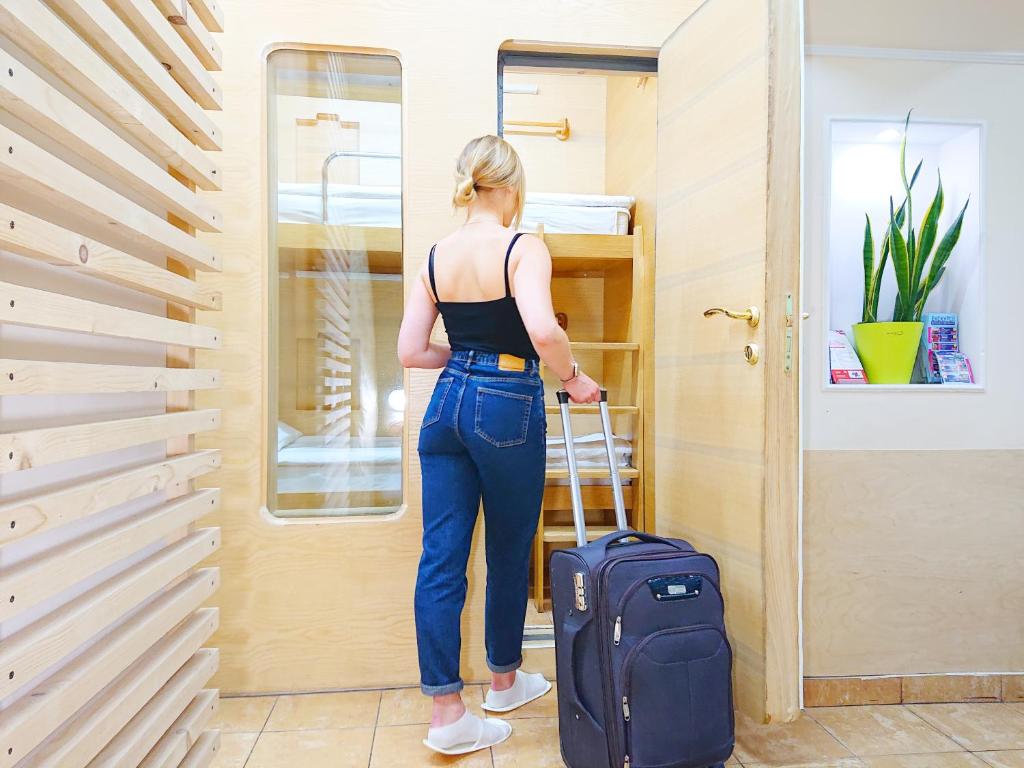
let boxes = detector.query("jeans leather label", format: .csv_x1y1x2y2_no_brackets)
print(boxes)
498,353,526,372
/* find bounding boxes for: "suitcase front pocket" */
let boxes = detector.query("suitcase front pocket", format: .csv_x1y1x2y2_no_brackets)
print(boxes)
622,625,733,768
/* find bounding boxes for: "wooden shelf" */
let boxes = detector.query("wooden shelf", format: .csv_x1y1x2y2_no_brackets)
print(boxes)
543,525,618,543
276,223,402,274
545,467,639,480
570,342,639,352
544,404,638,415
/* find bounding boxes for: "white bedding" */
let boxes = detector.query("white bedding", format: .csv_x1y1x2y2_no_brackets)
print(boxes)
277,184,633,235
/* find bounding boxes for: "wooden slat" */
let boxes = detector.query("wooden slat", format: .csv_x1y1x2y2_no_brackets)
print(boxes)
0,489,220,621
543,483,634,511
46,0,222,145
316,391,351,408
185,0,223,33
545,467,639,480
0,282,220,347
18,627,218,768
315,320,351,346
86,655,217,768
0,574,218,768
103,0,222,108
0,126,219,271
152,0,223,70
319,336,351,360
319,356,351,374
0,359,219,395
0,449,220,545
0,50,221,232
543,232,635,261
30,651,218,768
0,0,220,190
0,527,219,701
0,204,220,310
140,689,218,768
178,730,220,768
1,410,220,474
543,525,618,543
544,404,638,415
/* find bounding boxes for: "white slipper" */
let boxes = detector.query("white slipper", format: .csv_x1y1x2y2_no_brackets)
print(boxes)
422,710,512,755
481,670,552,713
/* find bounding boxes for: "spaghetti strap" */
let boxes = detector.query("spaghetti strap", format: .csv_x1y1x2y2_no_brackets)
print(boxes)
503,232,524,298
427,244,439,302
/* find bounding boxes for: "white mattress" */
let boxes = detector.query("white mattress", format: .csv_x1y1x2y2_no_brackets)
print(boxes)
277,435,401,467
277,184,633,235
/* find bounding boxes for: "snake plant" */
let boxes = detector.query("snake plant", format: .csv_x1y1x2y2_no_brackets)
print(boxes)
861,111,970,323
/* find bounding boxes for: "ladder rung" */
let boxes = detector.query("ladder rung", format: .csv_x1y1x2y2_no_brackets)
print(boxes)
543,525,619,543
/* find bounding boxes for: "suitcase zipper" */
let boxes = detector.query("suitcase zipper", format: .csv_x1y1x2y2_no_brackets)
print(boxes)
595,550,710,767
619,624,733,767
612,569,724,646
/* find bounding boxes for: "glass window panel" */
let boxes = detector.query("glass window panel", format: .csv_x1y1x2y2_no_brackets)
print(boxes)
267,49,403,518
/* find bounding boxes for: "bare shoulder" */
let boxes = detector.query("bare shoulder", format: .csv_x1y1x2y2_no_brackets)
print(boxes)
513,232,551,261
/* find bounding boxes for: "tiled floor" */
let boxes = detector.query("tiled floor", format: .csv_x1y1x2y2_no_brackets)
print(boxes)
210,687,1024,768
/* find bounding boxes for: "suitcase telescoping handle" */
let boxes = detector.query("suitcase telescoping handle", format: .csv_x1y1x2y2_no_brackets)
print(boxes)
556,388,629,547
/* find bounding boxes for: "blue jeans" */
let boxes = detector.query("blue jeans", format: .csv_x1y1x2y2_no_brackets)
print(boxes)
415,349,547,695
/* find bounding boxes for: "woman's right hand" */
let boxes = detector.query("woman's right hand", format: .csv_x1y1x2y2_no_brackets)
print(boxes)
564,372,601,404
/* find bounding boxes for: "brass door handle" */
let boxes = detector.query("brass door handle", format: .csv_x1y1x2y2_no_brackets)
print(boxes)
703,305,760,328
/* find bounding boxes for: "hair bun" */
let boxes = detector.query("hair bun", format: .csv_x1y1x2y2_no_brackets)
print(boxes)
452,174,477,208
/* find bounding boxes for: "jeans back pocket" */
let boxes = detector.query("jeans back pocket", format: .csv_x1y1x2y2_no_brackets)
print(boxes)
422,377,454,428
474,387,533,447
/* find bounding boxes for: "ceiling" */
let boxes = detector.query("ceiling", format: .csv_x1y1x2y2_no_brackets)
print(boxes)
805,0,1024,53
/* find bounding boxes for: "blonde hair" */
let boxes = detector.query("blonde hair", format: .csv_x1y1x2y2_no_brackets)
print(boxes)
452,135,525,227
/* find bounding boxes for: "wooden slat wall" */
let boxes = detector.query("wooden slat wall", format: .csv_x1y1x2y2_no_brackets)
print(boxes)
0,1,225,766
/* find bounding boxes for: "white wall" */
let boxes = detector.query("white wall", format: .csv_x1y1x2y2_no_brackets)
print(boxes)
503,71,607,194
803,55,1024,450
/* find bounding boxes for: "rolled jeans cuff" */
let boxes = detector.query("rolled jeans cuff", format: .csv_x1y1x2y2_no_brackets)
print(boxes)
487,656,523,674
421,679,464,696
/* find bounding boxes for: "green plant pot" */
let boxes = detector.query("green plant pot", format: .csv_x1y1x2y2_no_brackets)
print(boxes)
851,321,923,384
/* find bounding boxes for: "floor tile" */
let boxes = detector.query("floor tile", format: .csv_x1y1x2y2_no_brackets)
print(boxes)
492,717,561,767
907,704,1024,751
378,685,485,727
210,732,259,768
975,752,1024,768
491,682,559,720
902,676,1001,704
211,696,277,733
859,754,988,767
809,705,962,756
264,689,381,731
734,710,856,766
370,724,493,767
246,728,374,768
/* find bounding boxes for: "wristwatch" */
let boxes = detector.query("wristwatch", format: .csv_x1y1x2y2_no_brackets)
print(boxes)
560,360,580,384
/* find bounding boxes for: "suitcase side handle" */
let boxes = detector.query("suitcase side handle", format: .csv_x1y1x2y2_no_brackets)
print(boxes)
556,388,629,547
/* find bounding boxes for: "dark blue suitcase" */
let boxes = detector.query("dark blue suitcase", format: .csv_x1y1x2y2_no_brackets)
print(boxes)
549,389,734,768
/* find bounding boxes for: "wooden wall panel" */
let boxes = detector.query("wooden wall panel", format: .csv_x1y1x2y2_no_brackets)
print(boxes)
206,0,701,694
804,449,1024,677
0,0,225,764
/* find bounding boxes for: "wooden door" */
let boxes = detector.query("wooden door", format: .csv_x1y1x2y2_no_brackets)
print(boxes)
654,0,802,723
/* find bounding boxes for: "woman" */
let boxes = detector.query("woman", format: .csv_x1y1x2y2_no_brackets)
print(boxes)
398,135,600,755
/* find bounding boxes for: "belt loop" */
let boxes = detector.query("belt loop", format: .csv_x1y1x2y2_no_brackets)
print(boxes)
467,350,475,366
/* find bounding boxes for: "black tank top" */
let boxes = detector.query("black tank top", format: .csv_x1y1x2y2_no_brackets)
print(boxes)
429,232,539,361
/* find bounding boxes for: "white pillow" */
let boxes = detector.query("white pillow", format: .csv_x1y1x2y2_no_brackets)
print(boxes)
277,421,302,449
